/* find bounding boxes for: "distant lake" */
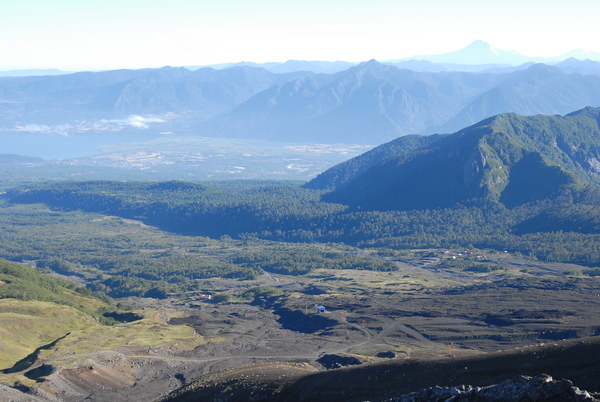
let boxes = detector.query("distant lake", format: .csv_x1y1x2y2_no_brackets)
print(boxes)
0,131,158,160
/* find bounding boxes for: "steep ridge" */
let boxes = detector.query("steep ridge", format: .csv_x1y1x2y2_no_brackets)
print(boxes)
314,108,600,211
304,134,444,190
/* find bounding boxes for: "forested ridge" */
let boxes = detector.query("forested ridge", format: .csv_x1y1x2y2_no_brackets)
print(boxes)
314,107,600,211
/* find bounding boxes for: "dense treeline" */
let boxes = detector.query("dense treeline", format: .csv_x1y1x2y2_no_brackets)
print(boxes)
230,247,398,275
5,180,346,238
3,180,600,268
0,199,407,297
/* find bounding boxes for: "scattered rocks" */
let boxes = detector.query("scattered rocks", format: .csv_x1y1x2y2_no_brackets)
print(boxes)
388,374,599,401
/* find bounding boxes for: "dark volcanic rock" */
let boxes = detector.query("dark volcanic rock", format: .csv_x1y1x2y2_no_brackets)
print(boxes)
376,351,397,359
388,374,598,401
274,307,338,334
317,354,362,369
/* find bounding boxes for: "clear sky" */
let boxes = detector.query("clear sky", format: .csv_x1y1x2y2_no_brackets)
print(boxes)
1,0,599,71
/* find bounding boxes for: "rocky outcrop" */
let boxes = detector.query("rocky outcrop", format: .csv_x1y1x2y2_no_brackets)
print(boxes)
388,374,599,401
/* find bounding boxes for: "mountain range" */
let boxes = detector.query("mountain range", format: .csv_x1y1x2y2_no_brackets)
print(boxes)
0,66,310,127
197,40,600,74
202,60,505,143
208,61,600,143
5,40,600,78
435,63,600,133
2,48,600,155
307,107,600,212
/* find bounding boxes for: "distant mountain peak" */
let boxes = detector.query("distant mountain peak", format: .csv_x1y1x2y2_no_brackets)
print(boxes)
404,40,529,66
352,59,392,72
513,63,565,82
357,59,384,67
342,59,394,77
458,40,513,58
559,49,600,62
566,105,600,119
523,63,562,74
465,40,496,51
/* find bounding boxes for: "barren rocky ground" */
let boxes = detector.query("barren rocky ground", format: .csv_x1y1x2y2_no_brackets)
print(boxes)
3,254,600,401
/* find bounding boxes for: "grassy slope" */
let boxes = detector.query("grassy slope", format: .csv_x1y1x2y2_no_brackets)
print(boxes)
0,257,204,377
0,304,205,388
0,258,109,370
0,299,94,370
41,309,204,361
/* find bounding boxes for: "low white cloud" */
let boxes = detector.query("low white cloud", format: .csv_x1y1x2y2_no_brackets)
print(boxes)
13,114,167,136
99,115,166,129
15,124,69,136
21,124,52,132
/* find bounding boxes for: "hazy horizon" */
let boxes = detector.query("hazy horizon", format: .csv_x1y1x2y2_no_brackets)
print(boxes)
2,0,599,71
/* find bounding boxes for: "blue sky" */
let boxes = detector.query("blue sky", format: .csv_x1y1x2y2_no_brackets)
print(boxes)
1,0,599,70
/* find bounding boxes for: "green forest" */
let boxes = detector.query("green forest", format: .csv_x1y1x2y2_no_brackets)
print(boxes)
0,178,597,299
4,180,599,260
